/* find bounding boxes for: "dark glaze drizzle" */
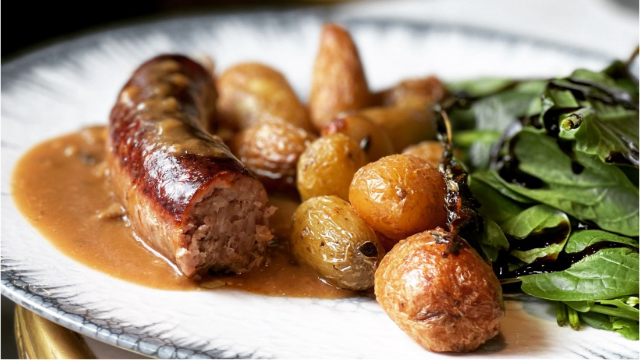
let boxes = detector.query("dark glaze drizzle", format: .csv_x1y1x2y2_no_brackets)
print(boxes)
605,135,639,167
495,241,639,279
566,77,638,110
494,133,545,188
506,222,571,252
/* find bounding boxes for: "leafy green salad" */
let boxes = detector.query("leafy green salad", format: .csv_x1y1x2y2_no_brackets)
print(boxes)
444,58,639,340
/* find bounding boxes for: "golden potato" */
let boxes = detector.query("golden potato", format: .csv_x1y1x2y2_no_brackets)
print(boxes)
291,196,385,290
402,141,444,168
349,154,447,241
217,63,313,131
267,195,300,241
375,229,504,352
360,107,437,152
230,122,315,191
380,76,447,110
321,112,394,162
297,133,367,201
309,23,370,131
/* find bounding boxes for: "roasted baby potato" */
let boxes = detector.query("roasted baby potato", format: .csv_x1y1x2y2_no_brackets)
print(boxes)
297,133,367,201
217,63,312,131
321,112,394,162
267,195,300,241
291,196,385,290
379,76,447,110
230,122,315,191
360,107,437,152
349,154,447,241
402,141,444,168
375,229,504,352
309,23,370,131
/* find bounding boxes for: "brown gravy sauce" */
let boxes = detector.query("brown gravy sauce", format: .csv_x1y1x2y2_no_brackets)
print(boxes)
11,126,354,299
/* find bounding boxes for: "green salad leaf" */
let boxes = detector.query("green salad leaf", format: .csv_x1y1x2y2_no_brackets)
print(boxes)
612,319,640,340
579,310,639,340
520,248,639,301
564,230,639,253
446,78,517,98
477,216,510,262
495,129,639,236
470,82,545,131
453,130,502,171
565,298,639,320
556,103,639,167
472,170,536,204
501,205,570,263
580,312,615,331
469,174,527,225
602,60,640,102
447,59,639,340
447,80,547,168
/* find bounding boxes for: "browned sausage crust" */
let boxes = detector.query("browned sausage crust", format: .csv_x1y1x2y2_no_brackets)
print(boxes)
375,229,504,352
108,54,273,278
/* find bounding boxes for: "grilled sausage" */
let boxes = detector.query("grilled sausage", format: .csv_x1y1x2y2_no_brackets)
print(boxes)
108,54,273,278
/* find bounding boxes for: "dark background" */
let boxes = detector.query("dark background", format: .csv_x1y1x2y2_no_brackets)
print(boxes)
2,0,341,62
3,0,638,62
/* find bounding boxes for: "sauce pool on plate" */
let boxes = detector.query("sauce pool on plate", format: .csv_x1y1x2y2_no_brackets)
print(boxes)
11,126,354,298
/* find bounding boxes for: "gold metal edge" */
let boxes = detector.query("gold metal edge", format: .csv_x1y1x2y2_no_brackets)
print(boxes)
14,305,96,359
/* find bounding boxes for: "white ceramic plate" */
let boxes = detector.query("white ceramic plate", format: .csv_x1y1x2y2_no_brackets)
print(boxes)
2,8,637,359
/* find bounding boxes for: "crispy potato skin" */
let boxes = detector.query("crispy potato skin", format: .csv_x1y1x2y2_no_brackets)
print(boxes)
380,76,447,109
230,122,315,192
375,230,504,353
402,141,444,168
309,24,370,131
297,133,367,201
362,76,446,151
217,63,312,131
321,112,394,162
360,107,437,153
291,196,385,290
349,154,447,241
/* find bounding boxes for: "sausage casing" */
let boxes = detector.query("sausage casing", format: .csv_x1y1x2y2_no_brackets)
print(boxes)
108,55,273,277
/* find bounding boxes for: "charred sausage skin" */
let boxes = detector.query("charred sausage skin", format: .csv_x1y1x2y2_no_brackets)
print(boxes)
108,55,273,277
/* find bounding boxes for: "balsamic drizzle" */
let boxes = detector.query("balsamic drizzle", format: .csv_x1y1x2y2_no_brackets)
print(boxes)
495,241,638,279
494,133,545,188
435,61,639,275
506,222,571,252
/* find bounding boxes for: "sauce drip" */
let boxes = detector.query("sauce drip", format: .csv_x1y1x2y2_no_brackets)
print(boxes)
11,127,353,298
